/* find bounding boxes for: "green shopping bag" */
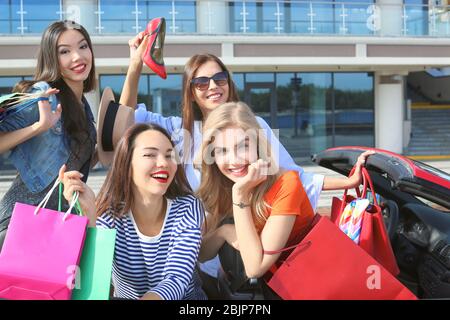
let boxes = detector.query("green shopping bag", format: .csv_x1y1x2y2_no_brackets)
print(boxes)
57,185,116,300
72,227,116,300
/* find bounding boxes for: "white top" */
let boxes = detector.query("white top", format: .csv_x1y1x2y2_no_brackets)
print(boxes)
128,201,170,242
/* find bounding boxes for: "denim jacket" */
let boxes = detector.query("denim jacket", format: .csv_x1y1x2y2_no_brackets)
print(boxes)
0,81,95,193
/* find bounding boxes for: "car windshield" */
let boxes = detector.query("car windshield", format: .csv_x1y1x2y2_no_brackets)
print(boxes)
413,160,450,182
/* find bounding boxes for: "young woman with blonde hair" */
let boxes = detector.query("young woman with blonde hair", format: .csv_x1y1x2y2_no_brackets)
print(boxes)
196,102,370,298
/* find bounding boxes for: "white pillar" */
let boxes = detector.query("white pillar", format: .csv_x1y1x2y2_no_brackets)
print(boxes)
64,0,97,35
375,73,405,154
377,0,403,36
153,89,164,114
196,0,229,34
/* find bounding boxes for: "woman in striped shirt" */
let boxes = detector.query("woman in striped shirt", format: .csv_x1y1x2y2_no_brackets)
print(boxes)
60,123,206,300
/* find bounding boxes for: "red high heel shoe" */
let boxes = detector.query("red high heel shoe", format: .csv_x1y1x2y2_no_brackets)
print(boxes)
142,17,167,79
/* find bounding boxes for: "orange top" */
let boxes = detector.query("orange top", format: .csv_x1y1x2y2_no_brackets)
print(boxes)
260,170,315,244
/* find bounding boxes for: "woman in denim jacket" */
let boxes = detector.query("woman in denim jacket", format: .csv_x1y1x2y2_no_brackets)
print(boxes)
0,20,97,248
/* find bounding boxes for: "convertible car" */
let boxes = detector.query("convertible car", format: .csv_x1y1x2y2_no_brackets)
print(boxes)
313,146,450,299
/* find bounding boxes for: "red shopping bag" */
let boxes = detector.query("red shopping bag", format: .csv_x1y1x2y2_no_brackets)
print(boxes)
331,167,400,276
267,216,417,300
0,180,88,300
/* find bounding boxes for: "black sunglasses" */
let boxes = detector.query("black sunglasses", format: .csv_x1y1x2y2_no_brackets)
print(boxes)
191,71,229,91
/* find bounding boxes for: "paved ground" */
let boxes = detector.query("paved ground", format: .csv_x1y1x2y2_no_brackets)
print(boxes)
2,159,449,212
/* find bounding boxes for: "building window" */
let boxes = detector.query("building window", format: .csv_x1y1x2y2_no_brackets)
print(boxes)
248,71,374,163
228,0,376,35
276,72,333,159
403,0,430,36
101,0,139,34
0,0,60,35
100,0,196,34
338,0,375,35
333,72,375,148
99,73,183,117
149,73,182,116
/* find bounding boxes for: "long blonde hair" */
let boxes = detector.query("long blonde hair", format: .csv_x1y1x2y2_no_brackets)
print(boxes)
196,102,281,233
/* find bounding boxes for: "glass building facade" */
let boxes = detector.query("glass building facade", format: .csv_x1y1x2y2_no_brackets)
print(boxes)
0,0,446,37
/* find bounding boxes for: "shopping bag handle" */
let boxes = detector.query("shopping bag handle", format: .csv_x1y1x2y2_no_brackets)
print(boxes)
361,167,378,206
263,240,312,255
33,178,80,221
263,215,321,277
338,166,378,215
338,166,368,215
263,215,319,255
58,183,83,216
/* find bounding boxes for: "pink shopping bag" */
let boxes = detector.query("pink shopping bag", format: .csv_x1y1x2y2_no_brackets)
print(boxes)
0,181,88,300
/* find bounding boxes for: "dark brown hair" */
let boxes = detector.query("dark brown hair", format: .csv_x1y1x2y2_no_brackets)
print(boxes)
181,54,239,160
14,20,96,151
96,123,193,218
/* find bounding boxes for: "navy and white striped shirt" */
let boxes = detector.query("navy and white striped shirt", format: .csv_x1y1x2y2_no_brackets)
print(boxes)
96,195,206,300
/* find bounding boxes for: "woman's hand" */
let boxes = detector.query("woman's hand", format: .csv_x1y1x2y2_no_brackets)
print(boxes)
128,32,149,67
34,87,62,133
58,165,97,226
232,159,270,197
347,150,376,188
140,292,162,300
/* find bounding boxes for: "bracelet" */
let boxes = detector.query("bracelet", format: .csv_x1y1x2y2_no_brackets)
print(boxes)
233,202,250,209
37,97,49,102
